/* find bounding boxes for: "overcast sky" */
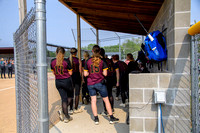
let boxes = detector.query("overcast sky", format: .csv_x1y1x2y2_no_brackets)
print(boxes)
0,0,199,48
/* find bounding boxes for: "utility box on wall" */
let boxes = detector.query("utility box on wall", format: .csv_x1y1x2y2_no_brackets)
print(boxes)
154,90,166,104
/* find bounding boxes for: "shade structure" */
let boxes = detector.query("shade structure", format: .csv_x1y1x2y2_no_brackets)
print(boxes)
0,47,14,54
59,0,164,35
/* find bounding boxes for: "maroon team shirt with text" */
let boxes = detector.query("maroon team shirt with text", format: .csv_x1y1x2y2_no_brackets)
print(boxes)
84,57,108,85
69,56,79,73
114,60,128,74
51,58,72,79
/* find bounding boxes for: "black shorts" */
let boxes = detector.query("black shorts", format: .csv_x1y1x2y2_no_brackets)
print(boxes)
71,72,81,96
56,78,73,102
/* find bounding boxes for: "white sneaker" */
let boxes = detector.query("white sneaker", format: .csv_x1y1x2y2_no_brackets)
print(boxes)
64,116,73,123
119,103,126,107
74,108,83,114
69,110,73,115
58,109,64,121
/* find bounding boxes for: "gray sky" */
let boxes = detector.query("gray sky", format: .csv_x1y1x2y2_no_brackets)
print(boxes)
0,0,199,48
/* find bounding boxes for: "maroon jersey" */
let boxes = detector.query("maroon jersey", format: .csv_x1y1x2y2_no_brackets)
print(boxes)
105,58,114,77
68,56,79,72
114,61,128,74
84,57,108,85
51,58,72,79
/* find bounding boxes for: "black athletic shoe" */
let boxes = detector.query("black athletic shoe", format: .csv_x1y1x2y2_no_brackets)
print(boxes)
94,117,99,125
109,116,119,124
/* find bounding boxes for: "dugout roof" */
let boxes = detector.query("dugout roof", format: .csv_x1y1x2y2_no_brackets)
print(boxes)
59,0,164,35
0,47,14,54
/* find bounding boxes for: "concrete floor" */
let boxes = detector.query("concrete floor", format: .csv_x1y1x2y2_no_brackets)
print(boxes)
50,96,129,133
0,74,129,133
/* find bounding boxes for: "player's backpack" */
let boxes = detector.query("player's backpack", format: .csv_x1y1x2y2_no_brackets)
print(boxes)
144,30,167,61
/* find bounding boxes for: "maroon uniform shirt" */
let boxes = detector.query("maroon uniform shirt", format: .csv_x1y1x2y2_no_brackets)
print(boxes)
51,58,72,79
84,57,108,85
68,56,79,73
114,60,128,74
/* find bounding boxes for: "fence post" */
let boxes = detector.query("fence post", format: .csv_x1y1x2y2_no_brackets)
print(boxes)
35,0,49,132
191,35,200,133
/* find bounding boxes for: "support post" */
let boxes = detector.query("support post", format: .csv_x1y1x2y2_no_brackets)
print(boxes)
77,14,82,103
35,0,49,132
18,0,27,24
191,35,199,133
96,29,99,45
77,14,81,59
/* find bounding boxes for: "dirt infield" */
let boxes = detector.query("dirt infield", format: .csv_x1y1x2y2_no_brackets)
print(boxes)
0,75,16,133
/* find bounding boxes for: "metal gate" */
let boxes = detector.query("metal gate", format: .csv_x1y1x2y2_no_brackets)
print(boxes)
191,33,200,133
14,0,49,132
14,8,39,133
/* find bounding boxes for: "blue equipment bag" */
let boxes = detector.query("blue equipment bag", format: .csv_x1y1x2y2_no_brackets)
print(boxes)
144,30,167,61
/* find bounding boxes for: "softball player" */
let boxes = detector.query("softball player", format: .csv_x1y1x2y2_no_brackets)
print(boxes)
1,58,6,79
100,48,115,116
51,47,73,123
84,45,119,125
68,48,83,114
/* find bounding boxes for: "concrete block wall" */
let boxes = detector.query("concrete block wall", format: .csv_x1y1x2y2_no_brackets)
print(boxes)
129,0,191,132
129,73,191,133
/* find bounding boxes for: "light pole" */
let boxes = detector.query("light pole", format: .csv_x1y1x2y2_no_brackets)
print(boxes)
115,32,121,60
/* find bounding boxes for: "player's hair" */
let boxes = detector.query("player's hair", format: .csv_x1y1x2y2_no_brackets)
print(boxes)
56,47,65,66
83,51,90,60
112,54,119,61
69,48,77,68
127,53,134,61
100,48,105,58
92,45,101,67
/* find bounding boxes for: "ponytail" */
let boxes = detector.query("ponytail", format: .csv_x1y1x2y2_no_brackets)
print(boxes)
70,48,77,68
56,47,65,66
92,45,101,67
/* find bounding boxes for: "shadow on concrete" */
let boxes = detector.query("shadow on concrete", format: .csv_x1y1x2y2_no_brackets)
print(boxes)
163,35,191,132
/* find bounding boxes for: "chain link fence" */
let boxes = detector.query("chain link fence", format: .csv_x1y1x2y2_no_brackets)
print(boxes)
13,7,92,132
14,8,38,133
191,33,200,133
72,28,144,60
